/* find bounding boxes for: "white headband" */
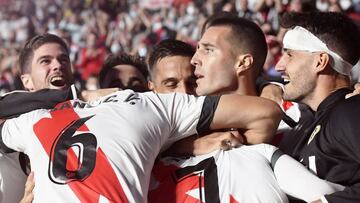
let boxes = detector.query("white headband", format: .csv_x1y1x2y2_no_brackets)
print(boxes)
283,26,353,75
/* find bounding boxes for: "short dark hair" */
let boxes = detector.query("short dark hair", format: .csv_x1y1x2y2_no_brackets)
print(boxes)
202,12,268,79
280,12,360,65
99,53,149,88
148,39,195,79
19,33,69,74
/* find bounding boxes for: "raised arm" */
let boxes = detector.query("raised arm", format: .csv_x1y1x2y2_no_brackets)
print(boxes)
0,87,119,119
210,94,282,144
0,89,73,118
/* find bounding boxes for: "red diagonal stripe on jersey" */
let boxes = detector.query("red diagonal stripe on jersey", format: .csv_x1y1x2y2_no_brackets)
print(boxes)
230,195,239,203
282,100,294,111
33,101,129,203
149,161,205,203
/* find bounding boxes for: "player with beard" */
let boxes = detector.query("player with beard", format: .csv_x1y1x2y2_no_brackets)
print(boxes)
274,12,360,203
0,33,75,203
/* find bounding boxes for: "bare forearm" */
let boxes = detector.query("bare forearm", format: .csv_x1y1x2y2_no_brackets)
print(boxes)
163,131,244,156
211,95,282,144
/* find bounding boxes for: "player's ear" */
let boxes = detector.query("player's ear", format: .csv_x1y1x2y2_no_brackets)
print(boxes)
148,80,156,92
235,54,253,75
315,52,330,73
21,74,35,91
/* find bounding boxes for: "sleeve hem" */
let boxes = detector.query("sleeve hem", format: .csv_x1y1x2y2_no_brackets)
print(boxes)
196,95,221,134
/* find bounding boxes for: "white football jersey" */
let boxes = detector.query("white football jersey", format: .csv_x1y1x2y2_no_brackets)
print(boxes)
0,90,214,203
148,100,302,203
277,100,301,132
149,146,289,203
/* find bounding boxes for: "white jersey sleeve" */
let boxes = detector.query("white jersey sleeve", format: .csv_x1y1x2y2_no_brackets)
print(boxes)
246,144,345,202
0,111,44,154
150,144,345,203
149,147,289,203
141,92,220,150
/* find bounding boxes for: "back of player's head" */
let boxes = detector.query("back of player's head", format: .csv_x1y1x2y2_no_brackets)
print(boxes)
19,33,69,74
99,53,149,88
280,12,360,66
202,12,268,78
148,39,195,79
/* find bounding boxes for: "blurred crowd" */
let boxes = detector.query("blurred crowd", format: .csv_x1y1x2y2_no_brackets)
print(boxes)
0,0,359,95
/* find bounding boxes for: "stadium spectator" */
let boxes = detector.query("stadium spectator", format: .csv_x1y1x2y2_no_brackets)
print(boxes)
76,32,107,81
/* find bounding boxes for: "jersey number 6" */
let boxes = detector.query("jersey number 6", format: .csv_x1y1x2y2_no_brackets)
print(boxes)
49,116,97,184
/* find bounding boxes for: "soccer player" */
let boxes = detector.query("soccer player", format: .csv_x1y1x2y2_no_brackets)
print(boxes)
99,53,149,92
0,33,74,203
273,11,360,203
147,39,243,155
148,39,197,95
1,13,342,203
147,14,343,203
0,87,282,202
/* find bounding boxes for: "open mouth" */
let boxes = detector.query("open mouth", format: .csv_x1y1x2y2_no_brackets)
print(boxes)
50,76,66,87
283,78,290,85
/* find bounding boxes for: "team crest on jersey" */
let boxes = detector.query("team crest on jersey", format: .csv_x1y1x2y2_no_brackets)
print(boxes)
307,125,321,145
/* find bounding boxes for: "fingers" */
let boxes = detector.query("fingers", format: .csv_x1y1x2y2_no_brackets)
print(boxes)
192,130,246,155
345,90,359,99
228,130,246,144
81,88,120,101
346,85,360,99
20,172,35,203
220,131,243,151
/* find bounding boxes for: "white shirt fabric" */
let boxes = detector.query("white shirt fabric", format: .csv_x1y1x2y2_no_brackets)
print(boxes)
150,143,344,203
148,99,304,203
1,90,207,203
277,100,301,132
149,146,289,203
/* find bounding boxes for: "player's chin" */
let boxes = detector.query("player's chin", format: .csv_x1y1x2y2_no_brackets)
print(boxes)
195,87,207,96
282,90,297,101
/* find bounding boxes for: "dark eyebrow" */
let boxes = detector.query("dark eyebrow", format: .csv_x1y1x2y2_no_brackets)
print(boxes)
161,78,179,85
36,55,51,63
283,48,293,53
200,42,216,49
36,54,69,63
128,77,144,84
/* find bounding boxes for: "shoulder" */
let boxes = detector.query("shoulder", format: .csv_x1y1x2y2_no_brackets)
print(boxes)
326,95,360,136
331,94,360,118
142,91,205,105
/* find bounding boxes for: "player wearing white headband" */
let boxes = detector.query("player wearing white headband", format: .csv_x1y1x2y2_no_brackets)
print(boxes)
275,11,360,203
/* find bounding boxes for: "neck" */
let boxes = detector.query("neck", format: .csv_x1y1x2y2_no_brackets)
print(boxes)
227,76,258,96
304,73,349,111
